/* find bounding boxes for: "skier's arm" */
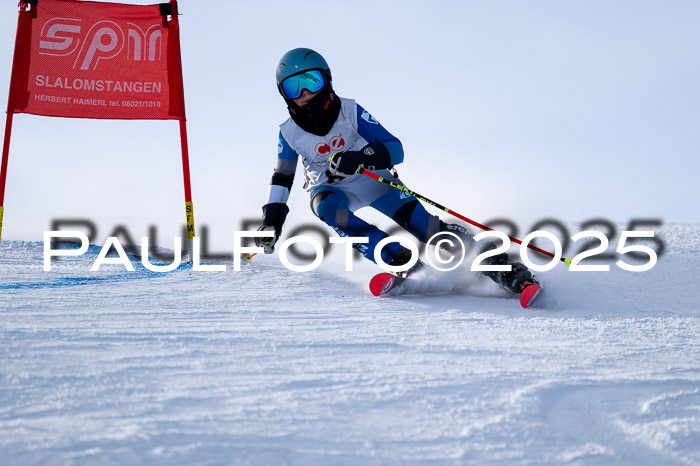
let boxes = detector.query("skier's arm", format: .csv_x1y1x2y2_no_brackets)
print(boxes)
355,103,404,168
256,133,298,252
329,104,404,176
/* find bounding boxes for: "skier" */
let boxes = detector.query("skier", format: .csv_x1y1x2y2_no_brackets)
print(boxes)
255,47,539,296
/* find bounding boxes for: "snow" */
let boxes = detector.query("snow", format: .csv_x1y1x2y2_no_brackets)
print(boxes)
1,225,699,465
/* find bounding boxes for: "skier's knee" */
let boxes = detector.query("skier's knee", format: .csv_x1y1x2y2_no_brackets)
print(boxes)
311,190,341,220
391,200,419,231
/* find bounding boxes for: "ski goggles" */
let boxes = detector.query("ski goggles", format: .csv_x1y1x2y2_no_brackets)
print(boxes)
280,69,325,99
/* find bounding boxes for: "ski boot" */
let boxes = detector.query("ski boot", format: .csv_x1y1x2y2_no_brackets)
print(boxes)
482,252,542,307
438,221,474,254
481,253,538,292
389,244,425,278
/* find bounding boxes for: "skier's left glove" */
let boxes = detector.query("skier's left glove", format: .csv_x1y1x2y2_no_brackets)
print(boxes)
329,143,393,176
255,203,289,254
255,225,278,254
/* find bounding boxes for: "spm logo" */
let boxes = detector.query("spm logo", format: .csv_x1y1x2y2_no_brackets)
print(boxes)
39,18,162,71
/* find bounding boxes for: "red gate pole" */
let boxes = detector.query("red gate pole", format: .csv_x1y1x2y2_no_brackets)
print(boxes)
179,118,195,262
0,112,13,243
1,2,34,244
166,0,195,262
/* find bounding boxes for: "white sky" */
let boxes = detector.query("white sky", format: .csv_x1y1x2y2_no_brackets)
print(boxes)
1,0,698,250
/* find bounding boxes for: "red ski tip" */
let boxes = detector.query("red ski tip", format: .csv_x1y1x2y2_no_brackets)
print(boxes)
520,284,542,308
369,273,396,296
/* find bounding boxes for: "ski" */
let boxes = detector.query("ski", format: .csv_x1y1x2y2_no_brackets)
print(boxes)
369,272,407,296
370,272,544,309
519,283,542,309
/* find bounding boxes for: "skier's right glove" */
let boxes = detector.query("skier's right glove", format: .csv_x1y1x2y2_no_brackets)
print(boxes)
329,150,364,176
254,202,289,254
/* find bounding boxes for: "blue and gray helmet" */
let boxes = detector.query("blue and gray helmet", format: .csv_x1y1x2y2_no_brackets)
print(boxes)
276,48,333,102
276,48,340,136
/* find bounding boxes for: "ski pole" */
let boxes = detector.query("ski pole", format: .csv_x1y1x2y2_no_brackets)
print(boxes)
358,168,572,266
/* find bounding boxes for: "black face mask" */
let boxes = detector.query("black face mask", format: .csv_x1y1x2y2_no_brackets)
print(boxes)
287,88,341,136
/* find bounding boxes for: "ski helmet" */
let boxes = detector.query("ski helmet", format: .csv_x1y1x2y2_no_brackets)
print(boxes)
276,48,333,101
276,48,340,136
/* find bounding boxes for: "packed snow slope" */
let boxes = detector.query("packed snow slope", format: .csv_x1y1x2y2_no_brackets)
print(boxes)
1,225,699,465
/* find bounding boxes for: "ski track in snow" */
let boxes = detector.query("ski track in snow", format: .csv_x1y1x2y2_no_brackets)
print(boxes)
0,226,699,465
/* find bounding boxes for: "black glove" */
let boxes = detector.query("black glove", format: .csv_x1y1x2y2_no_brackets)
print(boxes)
329,143,393,176
255,203,289,253
254,225,278,254
329,150,363,177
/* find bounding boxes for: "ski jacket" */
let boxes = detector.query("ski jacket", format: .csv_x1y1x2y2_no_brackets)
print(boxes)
265,97,404,206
